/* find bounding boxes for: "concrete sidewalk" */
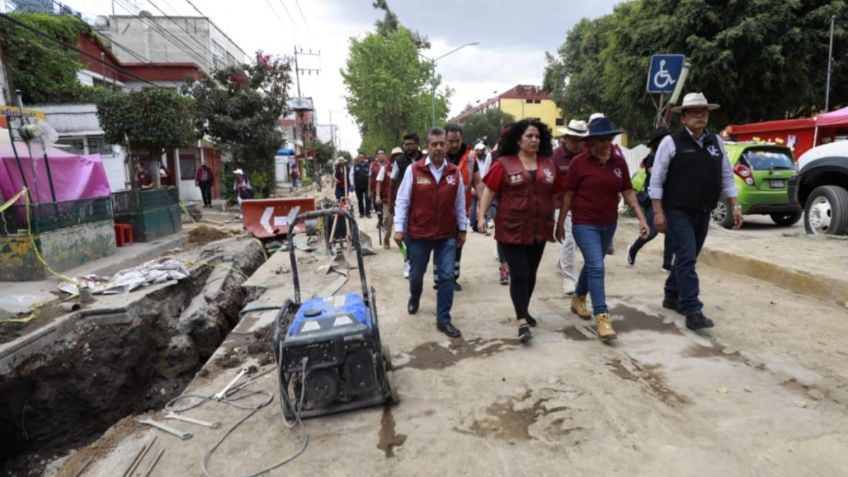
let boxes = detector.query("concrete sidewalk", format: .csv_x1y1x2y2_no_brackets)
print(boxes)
613,218,848,306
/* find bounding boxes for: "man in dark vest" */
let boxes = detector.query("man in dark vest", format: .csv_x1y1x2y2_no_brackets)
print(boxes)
333,157,350,200
393,127,466,338
649,92,743,331
390,132,422,278
352,153,372,218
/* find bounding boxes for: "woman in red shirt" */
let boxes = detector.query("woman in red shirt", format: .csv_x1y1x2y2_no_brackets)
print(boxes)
555,117,649,341
478,119,558,343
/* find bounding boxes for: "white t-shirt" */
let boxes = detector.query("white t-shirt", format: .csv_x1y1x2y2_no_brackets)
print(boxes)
376,164,387,182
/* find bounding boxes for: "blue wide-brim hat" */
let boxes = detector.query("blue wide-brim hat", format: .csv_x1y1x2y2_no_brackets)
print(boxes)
586,117,623,138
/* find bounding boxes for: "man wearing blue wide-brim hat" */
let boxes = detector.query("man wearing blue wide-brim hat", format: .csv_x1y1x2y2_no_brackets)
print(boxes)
648,92,742,331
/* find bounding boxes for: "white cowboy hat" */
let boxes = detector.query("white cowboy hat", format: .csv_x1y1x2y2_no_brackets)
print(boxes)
673,92,720,112
474,142,486,150
233,168,244,175
557,119,589,138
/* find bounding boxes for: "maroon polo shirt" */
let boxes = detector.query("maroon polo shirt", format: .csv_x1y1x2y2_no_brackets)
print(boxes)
564,150,633,225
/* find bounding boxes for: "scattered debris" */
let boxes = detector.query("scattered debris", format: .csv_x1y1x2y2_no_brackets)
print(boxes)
717,387,729,394
59,258,190,295
794,400,808,409
188,225,231,245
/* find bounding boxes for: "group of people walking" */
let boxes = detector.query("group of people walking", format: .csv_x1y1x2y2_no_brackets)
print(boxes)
348,91,743,344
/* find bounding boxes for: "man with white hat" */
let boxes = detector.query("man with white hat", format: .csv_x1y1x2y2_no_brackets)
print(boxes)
551,119,588,294
469,141,488,232
649,92,742,331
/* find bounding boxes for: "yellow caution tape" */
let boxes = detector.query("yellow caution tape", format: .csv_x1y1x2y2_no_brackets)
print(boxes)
0,188,27,212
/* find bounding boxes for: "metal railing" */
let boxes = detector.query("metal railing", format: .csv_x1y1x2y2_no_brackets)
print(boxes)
0,196,113,235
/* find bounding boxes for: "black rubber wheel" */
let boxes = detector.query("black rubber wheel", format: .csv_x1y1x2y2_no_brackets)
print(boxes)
770,211,802,226
804,185,848,235
710,198,734,229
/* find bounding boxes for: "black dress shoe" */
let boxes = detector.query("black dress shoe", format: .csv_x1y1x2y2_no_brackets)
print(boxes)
686,312,715,331
437,322,461,337
407,297,420,315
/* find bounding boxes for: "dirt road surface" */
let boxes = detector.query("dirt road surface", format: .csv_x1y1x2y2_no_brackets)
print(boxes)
58,197,848,477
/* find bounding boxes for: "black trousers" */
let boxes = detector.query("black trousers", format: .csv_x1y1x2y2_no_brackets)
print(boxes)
199,181,212,206
355,188,371,217
499,241,547,320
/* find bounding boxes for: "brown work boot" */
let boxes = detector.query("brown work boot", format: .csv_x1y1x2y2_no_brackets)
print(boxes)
595,313,617,341
570,295,591,320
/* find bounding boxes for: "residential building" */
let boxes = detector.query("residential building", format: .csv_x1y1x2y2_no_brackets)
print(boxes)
94,13,248,75
451,84,564,132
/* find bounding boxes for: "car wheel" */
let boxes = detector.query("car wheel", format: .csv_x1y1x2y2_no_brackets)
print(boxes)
770,211,802,226
804,185,848,235
710,198,734,229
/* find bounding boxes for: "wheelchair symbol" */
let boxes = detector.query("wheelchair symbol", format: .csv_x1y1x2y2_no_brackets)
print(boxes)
653,60,676,89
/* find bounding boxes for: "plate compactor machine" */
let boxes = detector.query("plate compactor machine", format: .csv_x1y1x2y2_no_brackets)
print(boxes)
273,208,396,419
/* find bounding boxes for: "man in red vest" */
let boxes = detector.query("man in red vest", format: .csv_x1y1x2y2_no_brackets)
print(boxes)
394,127,467,338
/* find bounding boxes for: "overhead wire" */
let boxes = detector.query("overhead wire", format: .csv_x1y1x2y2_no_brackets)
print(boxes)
292,0,311,34
143,0,216,60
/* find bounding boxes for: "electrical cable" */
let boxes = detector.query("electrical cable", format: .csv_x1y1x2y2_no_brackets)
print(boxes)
144,0,214,57
111,0,209,67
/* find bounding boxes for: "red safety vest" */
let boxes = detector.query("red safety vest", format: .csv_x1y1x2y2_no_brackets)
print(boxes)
407,160,461,240
493,154,557,244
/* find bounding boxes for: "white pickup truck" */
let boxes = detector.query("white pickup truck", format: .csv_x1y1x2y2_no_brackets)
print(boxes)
789,141,848,235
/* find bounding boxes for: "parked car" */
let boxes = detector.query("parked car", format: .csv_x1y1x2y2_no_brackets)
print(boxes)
788,141,848,235
630,141,801,228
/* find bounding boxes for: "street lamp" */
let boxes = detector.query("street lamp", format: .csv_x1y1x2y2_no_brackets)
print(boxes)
421,42,479,128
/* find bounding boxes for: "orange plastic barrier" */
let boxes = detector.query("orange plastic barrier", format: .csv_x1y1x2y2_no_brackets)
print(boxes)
240,197,316,239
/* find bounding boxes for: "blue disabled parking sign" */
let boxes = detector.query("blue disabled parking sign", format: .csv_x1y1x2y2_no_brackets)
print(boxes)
647,54,685,93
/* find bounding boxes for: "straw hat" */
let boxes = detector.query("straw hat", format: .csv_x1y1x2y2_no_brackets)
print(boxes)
672,92,720,113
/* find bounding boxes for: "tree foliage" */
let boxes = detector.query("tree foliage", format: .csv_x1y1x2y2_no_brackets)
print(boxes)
96,87,194,157
306,138,336,173
0,13,99,104
183,52,292,196
544,0,848,142
460,109,515,147
342,27,448,154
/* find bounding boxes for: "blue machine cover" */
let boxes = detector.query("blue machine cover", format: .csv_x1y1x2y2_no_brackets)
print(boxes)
288,292,371,337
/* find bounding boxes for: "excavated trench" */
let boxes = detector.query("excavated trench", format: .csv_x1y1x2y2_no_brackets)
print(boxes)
0,239,265,476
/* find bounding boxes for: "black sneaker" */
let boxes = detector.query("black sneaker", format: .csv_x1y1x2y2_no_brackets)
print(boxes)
518,323,533,343
525,315,538,327
686,312,715,331
454,282,462,291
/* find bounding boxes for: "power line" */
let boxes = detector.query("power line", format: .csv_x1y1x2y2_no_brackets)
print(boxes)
264,0,288,30
144,0,215,59
112,0,209,67
276,0,297,29
292,0,311,34
0,13,158,87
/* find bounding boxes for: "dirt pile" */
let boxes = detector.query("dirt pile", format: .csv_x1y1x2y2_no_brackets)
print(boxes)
187,225,231,246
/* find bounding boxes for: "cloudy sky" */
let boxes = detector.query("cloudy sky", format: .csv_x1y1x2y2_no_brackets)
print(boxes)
49,0,621,152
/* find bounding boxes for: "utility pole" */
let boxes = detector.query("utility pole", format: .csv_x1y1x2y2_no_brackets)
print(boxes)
825,15,836,112
292,45,320,98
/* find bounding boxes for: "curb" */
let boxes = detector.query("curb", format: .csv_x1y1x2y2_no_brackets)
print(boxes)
613,223,848,306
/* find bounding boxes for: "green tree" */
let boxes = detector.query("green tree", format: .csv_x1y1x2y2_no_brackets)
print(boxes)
460,109,515,147
544,0,848,142
183,52,291,198
0,13,100,104
96,88,194,187
342,27,448,155
306,138,336,174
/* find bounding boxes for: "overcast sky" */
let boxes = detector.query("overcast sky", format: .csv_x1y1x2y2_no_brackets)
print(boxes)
48,0,622,152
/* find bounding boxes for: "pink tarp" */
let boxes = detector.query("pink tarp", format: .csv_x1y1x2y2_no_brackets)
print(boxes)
816,106,848,127
0,141,112,205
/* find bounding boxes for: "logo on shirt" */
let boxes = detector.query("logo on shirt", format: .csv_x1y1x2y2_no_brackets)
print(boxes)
416,176,433,185
509,173,524,185
543,167,555,183
613,167,623,178
707,145,721,157
446,174,457,186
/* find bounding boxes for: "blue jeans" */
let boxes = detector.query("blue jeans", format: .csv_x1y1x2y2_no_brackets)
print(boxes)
408,237,456,324
573,223,617,314
630,205,673,268
664,208,710,314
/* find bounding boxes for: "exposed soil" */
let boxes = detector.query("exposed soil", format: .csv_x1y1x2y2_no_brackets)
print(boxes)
0,239,265,476
187,225,232,246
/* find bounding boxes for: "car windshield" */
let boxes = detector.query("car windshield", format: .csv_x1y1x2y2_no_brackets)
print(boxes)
743,149,795,170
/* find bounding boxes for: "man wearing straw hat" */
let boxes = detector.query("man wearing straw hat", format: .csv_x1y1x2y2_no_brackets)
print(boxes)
551,119,588,295
649,92,742,331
